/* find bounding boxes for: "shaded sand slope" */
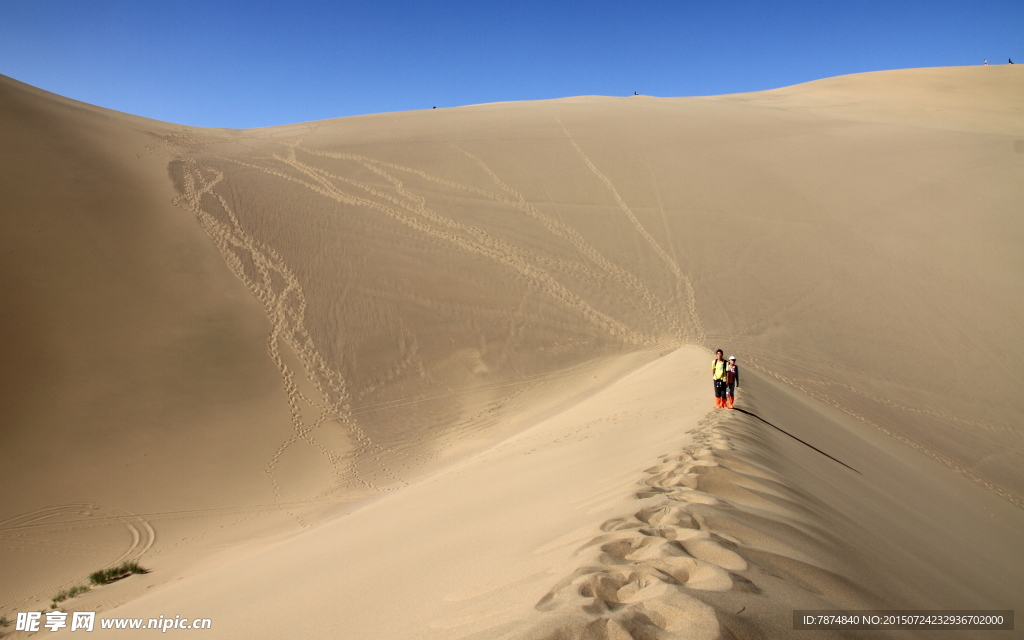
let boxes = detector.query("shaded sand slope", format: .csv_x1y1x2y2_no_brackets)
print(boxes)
735,368,1023,616
0,75,310,610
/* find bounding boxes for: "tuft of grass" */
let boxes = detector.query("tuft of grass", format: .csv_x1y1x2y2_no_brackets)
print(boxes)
0,615,10,627
52,584,90,604
88,560,148,586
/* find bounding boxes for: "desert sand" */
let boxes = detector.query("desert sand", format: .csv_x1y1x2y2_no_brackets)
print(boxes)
1,66,1022,638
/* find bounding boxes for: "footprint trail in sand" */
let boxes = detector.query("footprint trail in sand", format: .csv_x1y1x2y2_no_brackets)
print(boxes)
519,410,878,640
173,157,396,513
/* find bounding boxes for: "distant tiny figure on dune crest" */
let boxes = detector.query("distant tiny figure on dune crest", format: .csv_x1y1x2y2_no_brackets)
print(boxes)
711,350,740,409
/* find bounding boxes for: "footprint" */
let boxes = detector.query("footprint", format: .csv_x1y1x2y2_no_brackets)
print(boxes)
631,593,718,636
680,537,747,572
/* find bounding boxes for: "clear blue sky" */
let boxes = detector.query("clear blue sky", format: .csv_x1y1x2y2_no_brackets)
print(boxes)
1,0,1019,128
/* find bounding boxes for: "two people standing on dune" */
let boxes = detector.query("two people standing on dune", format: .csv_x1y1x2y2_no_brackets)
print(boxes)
712,349,739,409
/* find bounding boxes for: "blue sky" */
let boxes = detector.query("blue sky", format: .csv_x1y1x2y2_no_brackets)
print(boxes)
1,0,1020,128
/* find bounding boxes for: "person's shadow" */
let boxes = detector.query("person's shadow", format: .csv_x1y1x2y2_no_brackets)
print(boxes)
730,407,860,474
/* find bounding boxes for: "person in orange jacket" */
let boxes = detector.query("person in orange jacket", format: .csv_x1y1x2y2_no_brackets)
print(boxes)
712,349,728,408
724,356,739,408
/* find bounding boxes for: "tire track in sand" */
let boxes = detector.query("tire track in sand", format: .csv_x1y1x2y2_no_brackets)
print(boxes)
303,144,693,346
449,144,698,347
220,146,650,346
559,119,707,348
0,504,154,609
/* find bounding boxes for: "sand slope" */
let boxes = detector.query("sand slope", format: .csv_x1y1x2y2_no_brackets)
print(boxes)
1,66,1023,637
85,348,1024,639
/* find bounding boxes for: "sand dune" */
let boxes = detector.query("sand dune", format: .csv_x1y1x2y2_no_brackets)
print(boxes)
1,65,1022,638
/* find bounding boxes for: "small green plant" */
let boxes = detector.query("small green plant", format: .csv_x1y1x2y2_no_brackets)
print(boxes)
0,615,10,627
52,584,90,604
88,560,148,586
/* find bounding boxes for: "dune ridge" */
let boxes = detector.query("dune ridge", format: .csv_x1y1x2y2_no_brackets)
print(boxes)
515,413,877,640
